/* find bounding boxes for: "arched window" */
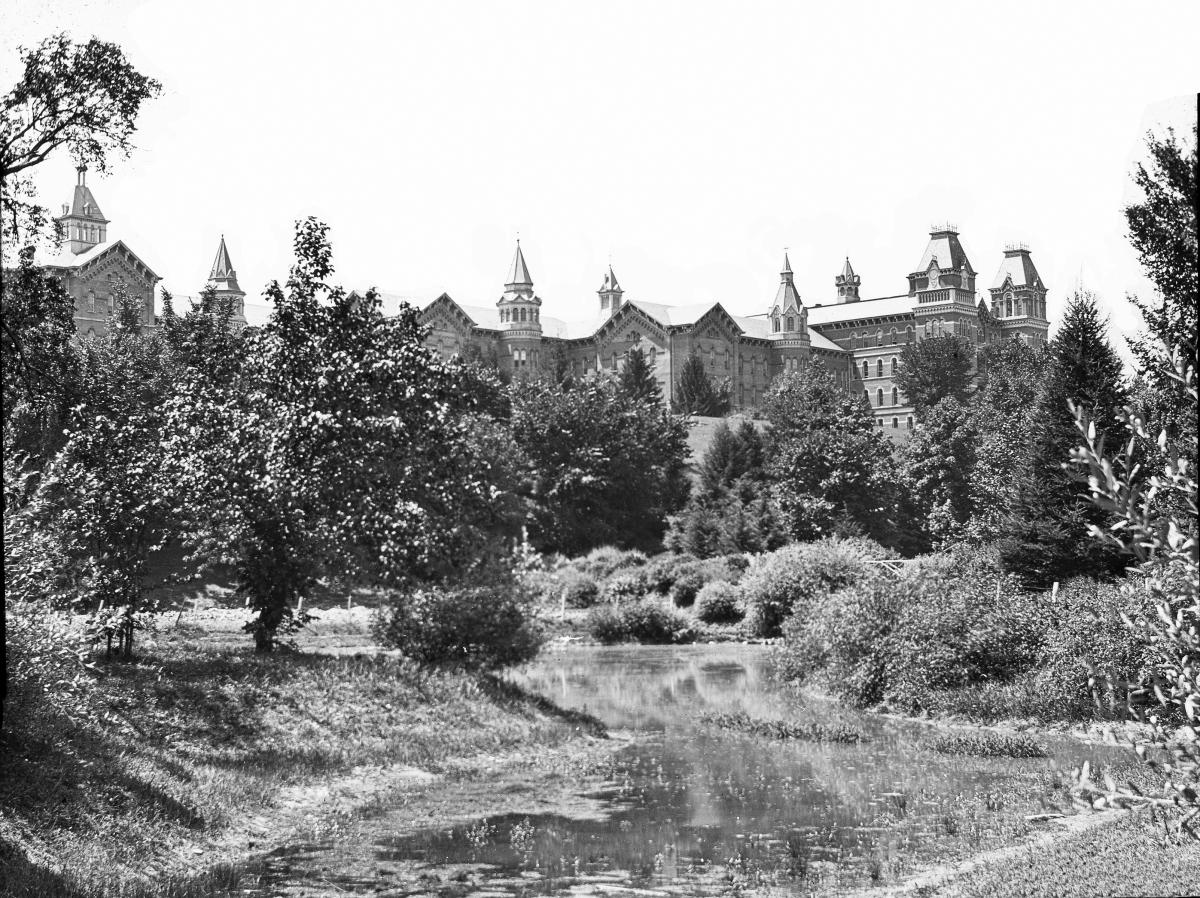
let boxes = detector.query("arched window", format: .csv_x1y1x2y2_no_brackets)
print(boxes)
862,360,869,378
773,316,780,333
891,356,898,374
88,291,96,313
649,347,656,365
892,387,898,405
877,330,883,346
890,328,897,345
863,389,869,403
923,321,931,338
876,359,883,377
876,389,884,406
1005,295,1013,317
519,308,526,322
906,326,914,344
786,315,794,331
708,348,714,367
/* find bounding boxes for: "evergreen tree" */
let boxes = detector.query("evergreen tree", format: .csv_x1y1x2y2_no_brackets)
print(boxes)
895,334,974,416
1000,290,1129,585
619,345,662,404
672,350,729,416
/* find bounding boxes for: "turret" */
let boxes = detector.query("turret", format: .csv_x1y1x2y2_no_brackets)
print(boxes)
207,235,248,327
598,265,623,317
989,243,1049,345
835,256,861,303
769,252,805,334
496,240,543,374
909,224,981,341
53,165,110,255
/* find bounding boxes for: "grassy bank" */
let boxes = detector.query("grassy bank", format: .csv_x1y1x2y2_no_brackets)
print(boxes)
0,613,607,897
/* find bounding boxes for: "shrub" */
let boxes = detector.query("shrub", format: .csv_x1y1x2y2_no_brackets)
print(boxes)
741,538,883,638
586,599,695,645
602,569,650,604
573,546,648,581
373,573,543,671
669,564,708,607
555,568,601,609
694,581,744,624
642,553,694,594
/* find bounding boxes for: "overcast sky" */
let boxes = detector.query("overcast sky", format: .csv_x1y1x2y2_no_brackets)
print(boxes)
4,0,1197,346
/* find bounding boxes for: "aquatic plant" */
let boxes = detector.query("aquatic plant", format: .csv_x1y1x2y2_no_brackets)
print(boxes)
927,730,1047,758
699,710,868,743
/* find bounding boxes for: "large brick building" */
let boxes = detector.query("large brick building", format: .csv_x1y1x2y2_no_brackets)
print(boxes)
41,167,247,333
412,226,1050,441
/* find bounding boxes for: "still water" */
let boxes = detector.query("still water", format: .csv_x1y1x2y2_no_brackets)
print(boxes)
249,644,1122,896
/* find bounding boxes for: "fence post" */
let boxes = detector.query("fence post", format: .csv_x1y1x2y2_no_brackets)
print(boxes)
1051,581,1059,602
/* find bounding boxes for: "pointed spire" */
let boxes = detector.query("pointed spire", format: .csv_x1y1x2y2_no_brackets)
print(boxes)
606,264,621,292
835,255,861,302
840,256,856,281
207,235,242,295
781,251,793,277
506,240,533,289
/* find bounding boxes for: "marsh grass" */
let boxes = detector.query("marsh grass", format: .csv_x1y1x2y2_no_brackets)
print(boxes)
0,632,601,897
699,709,869,743
926,730,1048,758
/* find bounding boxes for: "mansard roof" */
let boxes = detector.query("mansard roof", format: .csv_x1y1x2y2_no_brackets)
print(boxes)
990,248,1043,290
806,293,913,325
915,228,974,274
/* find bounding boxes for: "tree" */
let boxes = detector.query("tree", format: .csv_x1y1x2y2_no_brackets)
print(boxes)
1000,290,1129,585
672,350,729,416
619,345,662,404
510,377,690,555
761,366,899,546
1124,124,1198,477
161,219,497,651
895,335,974,416
666,419,784,557
897,396,978,550
27,287,170,659
1,34,160,255
966,337,1051,542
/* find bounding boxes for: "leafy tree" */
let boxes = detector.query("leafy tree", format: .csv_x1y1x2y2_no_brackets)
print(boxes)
27,288,170,659
510,377,690,555
672,350,729,416
2,246,80,473
1124,124,1198,475
161,219,497,651
1000,290,1129,585
895,334,974,416
1,34,160,255
761,366,899,547
897,396,978,549
1071,348,1198,837
619,345,662,404
966,337,1051,542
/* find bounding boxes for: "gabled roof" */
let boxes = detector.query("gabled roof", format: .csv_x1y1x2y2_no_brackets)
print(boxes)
915,229,973,274
806,293,913,325
41,237,160,281
990,249,1043,290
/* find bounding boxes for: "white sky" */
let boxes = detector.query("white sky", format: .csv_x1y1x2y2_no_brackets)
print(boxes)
3,0,1197,349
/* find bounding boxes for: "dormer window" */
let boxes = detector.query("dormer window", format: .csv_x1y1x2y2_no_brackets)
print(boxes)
772,316,780,333
786,315,794,331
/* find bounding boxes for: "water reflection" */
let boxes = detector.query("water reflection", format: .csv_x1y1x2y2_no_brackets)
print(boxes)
246,644,1125,896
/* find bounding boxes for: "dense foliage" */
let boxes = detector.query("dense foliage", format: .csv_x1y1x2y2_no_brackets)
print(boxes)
672,350,730,416
894,334,974,415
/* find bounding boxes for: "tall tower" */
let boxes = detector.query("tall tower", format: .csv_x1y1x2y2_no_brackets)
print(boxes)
769,252,810,370
496,240,543,375
207,235,248,328
598,265,623,317
989,243,1049,345
908,224,979,341
835,257,861,303
53,165,109,255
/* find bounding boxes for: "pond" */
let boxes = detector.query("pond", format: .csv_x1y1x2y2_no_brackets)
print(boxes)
244,644,1127,896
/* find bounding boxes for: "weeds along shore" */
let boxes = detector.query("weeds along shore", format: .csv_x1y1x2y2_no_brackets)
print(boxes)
0,614,610,898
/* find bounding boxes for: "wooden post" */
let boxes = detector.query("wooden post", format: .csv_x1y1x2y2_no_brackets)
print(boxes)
296,596,304,615
1051,581,1059,601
